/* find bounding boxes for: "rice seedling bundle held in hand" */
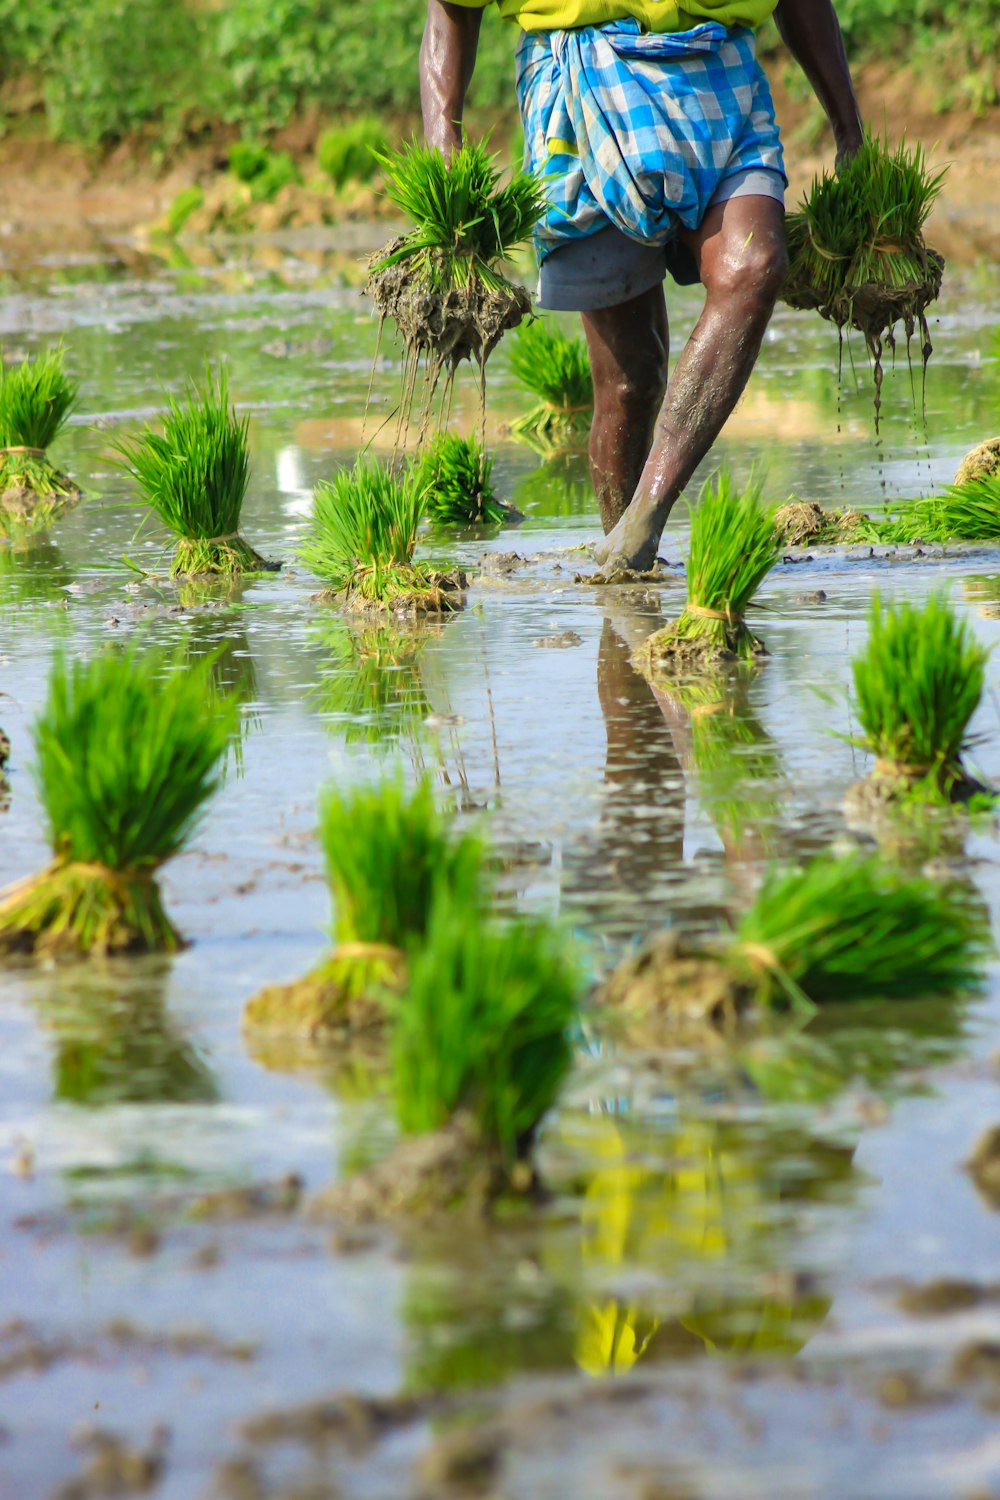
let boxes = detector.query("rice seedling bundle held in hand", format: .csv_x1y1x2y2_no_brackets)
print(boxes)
0,347,80,514
367,139,546,410
508,319,594,455
243,776,488,1037
300,457,463,613
601,853,986,1032
782,130,945,425
114,365,275,578
412,432,509,527
638,471,781,671
850,592,990,804
0,645,238,956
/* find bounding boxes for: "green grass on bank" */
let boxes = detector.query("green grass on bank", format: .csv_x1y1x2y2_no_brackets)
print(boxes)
0,0,994,152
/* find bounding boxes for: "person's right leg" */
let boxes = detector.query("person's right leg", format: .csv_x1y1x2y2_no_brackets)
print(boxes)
581,285,669,535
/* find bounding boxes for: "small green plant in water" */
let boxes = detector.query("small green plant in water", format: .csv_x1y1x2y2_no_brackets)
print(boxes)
393,891,579,1166
640,471,780,669
508,319,594,455
851,592,990,803
113,364,274,578
301,457,460,611
318,119,388,188
243,776,487,1036
412,433,509,527
0,645,238,956
868,475,1000,546
0,347,80,508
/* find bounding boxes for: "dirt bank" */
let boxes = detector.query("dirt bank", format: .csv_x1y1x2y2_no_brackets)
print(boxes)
0,61,997,273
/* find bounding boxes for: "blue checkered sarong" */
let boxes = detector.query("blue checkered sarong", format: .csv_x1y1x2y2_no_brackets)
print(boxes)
515,19,785,263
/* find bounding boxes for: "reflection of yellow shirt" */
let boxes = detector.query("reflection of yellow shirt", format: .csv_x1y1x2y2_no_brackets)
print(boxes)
449,0,779,34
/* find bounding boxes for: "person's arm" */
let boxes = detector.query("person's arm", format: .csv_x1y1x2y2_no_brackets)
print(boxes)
772,0,863,167
421,1,485,156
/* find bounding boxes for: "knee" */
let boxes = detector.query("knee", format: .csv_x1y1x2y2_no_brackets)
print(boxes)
707,237,788,310
596,344,668,420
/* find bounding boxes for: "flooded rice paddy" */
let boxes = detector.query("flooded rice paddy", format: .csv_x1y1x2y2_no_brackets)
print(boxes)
3,228,1000,1499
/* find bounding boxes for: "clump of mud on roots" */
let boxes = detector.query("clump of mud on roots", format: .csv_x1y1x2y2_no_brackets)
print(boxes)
309,888,580,1222
955,438,1000,489
846,591,993,814
365,139,545,430
636,470,780,672
0,645,237,957
0,346,81,516
113,363,278,579
782,131,945,431
774,500,869,548
597,853,985,1041
243,776,486,1042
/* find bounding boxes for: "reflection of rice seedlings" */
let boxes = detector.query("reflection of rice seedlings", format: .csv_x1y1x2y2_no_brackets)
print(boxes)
301,458,462,612
181,618,260,774
412,432,509,526
602,853,986,1028
668,674,784,851
639,472,780,670
782,131,945,425
113,365,275,579
851,593,990,803
244,776,486,1038
0,646,237,956
0,347,80,510
367,139,544,415
513,455,594,519
311,618,433,746
0,535,75,612
509,320,593,455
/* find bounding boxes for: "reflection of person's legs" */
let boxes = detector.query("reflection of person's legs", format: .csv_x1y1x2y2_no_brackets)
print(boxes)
594,194,788,571
581,287,669,535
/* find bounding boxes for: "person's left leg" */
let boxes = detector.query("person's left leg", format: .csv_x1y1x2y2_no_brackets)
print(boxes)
593,193,787,572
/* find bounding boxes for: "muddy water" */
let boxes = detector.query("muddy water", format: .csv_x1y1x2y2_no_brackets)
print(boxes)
2,233,1000,1499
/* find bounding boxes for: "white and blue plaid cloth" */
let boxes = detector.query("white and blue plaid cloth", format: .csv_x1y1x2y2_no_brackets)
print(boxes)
515,19,785,262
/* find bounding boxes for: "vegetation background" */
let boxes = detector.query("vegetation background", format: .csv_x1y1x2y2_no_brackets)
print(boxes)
0,0,995,153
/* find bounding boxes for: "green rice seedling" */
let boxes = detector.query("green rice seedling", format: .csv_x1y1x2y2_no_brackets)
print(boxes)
639,471,781,670
113,365,274,578
301,457,462,612
850,592,990,802
0,347,80,506
0,645,238,956
165,185,205,237
318,119,388,189
782,130,946,425
601,853,987,1031
412,432,509,527
367,138,546,404
243,775,488,1037
868,475,1000,546
392,894,579,1168
508,320,594,455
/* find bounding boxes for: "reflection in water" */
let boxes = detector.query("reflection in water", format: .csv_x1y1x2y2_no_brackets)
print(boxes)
179,609,261,776
311,617,436,751
512,452,595,519
37,963,218,1108
0,533,75,614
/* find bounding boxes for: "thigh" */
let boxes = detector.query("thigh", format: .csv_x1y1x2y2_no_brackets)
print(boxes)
678,193,787,290
581,283,669,395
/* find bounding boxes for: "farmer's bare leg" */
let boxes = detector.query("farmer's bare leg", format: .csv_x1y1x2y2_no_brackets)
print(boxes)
581,287,669,534
593,194,788,572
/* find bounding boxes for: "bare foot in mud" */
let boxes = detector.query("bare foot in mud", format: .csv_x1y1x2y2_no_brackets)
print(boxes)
591,508,662,576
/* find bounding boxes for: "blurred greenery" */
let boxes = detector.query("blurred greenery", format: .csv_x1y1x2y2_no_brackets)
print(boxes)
2,0,990,152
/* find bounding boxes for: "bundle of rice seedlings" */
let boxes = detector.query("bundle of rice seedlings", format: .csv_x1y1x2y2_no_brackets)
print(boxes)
508,320,593,454
600,853,986,1033
0,645,238,957
0,347,80,511
229,141,301,203
849,592,990,804
411,432,510,527
782,131,946,424
637,472,780,670
310,892,579,1220
367,139,545,412
869,475,1000,546
300,457,464,613
317,119,388,189
113,366,275,579
243,776,487,1039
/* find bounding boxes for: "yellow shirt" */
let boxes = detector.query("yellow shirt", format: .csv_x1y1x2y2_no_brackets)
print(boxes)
448,0,778,33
